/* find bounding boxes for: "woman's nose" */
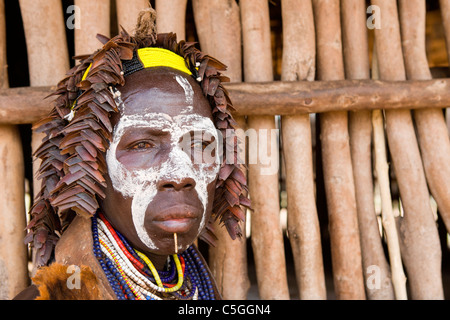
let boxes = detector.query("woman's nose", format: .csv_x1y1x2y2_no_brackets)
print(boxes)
157,177,196,191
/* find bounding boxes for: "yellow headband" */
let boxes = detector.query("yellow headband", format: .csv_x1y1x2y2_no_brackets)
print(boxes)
137,47,192,75
81,47,191,82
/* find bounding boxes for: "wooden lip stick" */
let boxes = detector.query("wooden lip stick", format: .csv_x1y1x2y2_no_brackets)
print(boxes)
174,233,178,254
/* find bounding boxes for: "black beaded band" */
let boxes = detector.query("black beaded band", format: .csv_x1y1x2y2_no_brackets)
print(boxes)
122,51,144,76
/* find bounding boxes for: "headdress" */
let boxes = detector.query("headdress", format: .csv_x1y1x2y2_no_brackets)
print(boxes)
25,9,251,267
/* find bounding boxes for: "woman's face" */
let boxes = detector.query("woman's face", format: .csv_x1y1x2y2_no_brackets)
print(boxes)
100,67,220,265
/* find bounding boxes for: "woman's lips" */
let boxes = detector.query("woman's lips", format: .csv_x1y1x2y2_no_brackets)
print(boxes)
153,218,197,233
151,205,200,233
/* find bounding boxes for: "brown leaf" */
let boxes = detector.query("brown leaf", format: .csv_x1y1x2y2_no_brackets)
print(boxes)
218,164,234,181
79,176,106,198
81,140,98,158
75,145,96,162
231,167,247,185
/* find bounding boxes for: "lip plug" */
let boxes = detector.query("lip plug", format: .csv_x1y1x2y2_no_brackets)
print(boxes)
174,233,178,254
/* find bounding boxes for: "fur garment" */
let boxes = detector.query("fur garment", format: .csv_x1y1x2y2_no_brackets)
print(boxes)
33,263,100,300
29,215,220,300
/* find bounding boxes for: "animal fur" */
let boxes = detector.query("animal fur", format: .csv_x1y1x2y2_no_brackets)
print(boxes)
32,263,101,300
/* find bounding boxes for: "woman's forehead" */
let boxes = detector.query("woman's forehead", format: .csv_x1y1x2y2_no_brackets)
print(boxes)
113,112,217,134
116,67,212,120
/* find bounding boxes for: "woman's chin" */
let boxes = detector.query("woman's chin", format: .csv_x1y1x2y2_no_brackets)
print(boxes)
142,228,198,255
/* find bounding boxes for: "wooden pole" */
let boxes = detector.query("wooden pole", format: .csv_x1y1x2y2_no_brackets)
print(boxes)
0,0,6,89
74,0,110,56
371,49,408,300
372,111,408,300
155,0,187,40
312,0,366,300
240,0,290,300
192,0,250,300
439,0,450,135
400,0,450,234
0,0,28,299
0,125,28,299
116,0,150,33
341,0,394,299
371,0,444,299
225,79,450,115
280,0,326,300
2,79,450,124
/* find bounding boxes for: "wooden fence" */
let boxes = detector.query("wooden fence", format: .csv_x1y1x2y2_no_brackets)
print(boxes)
1,0,450,300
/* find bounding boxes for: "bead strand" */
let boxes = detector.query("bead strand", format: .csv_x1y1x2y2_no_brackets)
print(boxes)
181,251,203,298
92,217,128,299
98,223,168,294
134,249,165,287
186,246,215,300
99,237,146,300
98,213,146,270
99,213,176,283
99,241,163,300
98,217,183,295
182,249,209,300
97,220,149,283
92,214,209,300
98,228,151,289
192,246,215,299
99,217,185,293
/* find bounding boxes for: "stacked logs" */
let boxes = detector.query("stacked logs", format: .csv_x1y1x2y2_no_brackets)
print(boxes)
1,0,450,300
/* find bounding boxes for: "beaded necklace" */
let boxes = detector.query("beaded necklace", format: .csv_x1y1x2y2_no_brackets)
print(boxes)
91,213,216,300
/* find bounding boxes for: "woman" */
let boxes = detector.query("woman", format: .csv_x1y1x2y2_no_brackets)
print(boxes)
15,9,250,300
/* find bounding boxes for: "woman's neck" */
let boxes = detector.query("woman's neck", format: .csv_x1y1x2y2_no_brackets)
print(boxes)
144,252,170,271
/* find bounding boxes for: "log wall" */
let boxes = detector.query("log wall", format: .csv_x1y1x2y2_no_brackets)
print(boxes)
1,0,450,300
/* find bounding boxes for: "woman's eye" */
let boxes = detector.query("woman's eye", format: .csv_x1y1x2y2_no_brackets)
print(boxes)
130,141,153,150
191,141,207,150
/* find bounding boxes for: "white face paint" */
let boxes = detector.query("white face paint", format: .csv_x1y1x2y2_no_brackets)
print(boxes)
106,79,220,251
175,75,194,114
